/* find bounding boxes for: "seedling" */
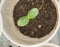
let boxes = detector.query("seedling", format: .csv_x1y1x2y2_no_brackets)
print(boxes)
17,8,39,26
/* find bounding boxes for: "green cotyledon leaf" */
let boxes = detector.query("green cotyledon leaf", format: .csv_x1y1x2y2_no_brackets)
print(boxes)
17,16,29,26
17,8,39,27
27,8,39,19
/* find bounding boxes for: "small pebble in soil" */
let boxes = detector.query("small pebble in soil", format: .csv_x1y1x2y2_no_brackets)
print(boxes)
38,25,42,28
34,28,38,31
46,3,49,6
23,8,24,10
39,6,42,10
32,2,34,5
33,27,37,31
37,16,40,19
45,10,47,13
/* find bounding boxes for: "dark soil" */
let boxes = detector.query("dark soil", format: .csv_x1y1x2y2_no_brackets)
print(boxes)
13,0,57,38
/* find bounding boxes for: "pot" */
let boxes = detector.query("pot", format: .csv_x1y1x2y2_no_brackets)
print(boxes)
0,0,60,47
39,43,60,47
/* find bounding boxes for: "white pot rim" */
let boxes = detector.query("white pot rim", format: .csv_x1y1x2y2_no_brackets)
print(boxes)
39,43,60,47
0,0,60,47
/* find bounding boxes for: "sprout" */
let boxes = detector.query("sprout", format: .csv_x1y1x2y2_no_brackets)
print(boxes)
17,8,39,26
